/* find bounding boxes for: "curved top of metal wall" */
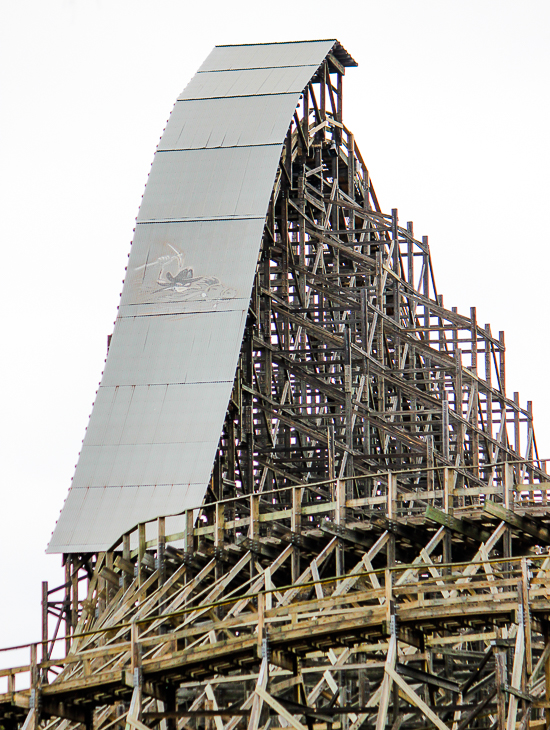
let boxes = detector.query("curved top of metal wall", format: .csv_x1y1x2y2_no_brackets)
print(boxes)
47,39,357,554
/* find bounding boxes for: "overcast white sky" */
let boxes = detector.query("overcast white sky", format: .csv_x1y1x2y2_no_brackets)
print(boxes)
1,0,549,655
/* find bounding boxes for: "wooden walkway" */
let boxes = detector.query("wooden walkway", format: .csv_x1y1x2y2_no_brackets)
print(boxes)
3,473,550,730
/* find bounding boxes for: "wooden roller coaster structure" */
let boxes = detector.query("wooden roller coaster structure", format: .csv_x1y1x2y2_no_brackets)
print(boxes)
2,50,550,730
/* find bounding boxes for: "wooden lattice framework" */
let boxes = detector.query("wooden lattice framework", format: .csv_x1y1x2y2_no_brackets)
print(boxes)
2,53,550,730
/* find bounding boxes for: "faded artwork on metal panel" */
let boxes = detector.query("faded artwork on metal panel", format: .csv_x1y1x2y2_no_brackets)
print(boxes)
127,241,236,305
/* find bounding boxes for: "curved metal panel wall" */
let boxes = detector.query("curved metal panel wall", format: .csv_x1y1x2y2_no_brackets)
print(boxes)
47,39,339,553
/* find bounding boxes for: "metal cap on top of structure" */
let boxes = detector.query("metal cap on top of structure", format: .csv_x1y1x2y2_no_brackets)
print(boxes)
47,39,356,554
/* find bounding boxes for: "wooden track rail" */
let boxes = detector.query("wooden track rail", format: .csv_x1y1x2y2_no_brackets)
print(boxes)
2,56,550,730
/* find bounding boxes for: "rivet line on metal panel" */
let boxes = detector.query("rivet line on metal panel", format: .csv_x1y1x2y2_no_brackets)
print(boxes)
196,64,320,74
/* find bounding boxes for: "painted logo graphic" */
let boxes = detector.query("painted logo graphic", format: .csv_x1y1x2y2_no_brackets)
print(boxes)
133,244,236,303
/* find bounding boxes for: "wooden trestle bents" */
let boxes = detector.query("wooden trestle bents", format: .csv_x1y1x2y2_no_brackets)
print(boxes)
1,53,550,730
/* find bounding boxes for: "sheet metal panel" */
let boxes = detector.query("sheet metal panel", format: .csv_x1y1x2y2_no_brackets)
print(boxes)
83,384,233,447
73,440,222,489
197,39,336,72
120,218,266,310
179,65,318,101
117,297,247,319
48,38,344,554
158,95,300,150
137,146,282,222
101,310,246,386
51,485,204,554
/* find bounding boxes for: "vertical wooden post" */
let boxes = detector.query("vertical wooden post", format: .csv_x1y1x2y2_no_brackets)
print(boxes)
328,424,335,481
30,642,39,728
336,478,346,576
376,250,384,370
499,330,506,397
105,551,114,605
138,523,146,588
387,472,395,521
363,164,371,211
507,599,525,730
130,618,139,673
392,211,400,337
320,61,326,122
545,622,550,730
291,486,302,536
302,84,310,158
64,557,72,655
336,69,343,125
443,468,453,515
41,581,48,669
41,582,49,685
426,435,434,493
250,494,260,544
215,502,224,585
250,493,260,580
384,569,393,625
347,130,355,207
264,567,273,611
71,561,79,635
344,328,353,474
422,236,429,299
469,307,480,485
485,323,493,438
527,401,533,484
184,509,194,557
442,395,450,460
157,516,166,587
503,464,513,577
454,348,464,484
443,469,453,569
360,288,368,354
470,307,478,373
215,502,224,553
336,478,346,526
522,558,533,677
227,417,236,484
97,552,106,627
513,392,521,485
407,222,414,286
291,486,301,583
504,462,514,509
386,475,396,567
257,591,265,657
212,450,222,501
494,634,507,730
123,533,131,590
30,642,38,688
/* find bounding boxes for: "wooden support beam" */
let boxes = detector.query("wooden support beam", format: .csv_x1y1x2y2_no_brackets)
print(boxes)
425,504,491,542
483,501,550,544
320,522,373,549
385,666,449,730
256,687,308,730
396,662,460,694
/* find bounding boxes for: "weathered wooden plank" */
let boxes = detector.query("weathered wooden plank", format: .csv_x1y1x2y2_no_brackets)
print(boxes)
483,501,550,544
425,505,491,542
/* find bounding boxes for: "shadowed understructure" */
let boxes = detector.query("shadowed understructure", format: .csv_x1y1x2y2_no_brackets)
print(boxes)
2,40,550,730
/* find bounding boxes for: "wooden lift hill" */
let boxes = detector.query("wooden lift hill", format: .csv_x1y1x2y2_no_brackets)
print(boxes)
1,39,550,730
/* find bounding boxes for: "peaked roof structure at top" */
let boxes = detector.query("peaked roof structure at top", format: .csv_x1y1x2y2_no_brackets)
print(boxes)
47,39,356,553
